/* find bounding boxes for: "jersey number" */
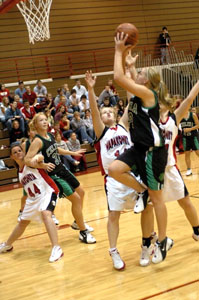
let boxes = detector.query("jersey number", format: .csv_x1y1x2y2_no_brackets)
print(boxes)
27,184,41,198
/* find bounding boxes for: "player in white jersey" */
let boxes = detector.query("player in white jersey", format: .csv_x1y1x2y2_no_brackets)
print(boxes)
140,80,199,267
0,143,63,263
85,71,146,270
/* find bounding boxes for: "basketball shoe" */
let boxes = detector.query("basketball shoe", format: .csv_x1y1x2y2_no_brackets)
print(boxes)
109,248,125,270
71,220,94,232
79,230,96,244
152,237,174,264
140,244,154,267
134,190,149,214
0,242,13,253
186,169,192,176
49,245,64,263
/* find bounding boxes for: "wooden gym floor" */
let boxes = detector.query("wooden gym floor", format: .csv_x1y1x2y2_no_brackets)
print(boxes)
0,153,199,300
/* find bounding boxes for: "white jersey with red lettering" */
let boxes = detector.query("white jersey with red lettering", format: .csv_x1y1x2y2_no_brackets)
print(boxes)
95,124,132,175
95,124,140,211
19,166,59,222
160,114,178,167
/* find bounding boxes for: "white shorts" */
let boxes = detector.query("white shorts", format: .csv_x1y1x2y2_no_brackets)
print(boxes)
21,192,57,223
105,174,140,211
163,165,188,202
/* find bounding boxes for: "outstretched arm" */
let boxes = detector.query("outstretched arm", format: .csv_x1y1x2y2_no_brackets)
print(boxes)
175,80,199,125
58,147,86,157
114,32,154,106
85,70,105,138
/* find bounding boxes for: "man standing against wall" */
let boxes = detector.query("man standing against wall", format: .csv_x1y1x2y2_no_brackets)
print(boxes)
159,26,171,65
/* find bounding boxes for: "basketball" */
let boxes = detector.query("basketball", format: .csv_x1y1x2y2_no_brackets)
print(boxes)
115,23,139,46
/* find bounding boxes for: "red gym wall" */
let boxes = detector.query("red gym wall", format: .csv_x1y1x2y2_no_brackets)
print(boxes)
0,0,199,60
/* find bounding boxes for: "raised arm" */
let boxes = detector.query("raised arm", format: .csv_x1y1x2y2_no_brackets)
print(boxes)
85,71,105,138
175,80,199,125
114,32,154,105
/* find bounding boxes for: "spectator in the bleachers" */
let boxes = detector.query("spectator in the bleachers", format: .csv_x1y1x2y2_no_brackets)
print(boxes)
44,108,54,129
159,26,171,65
62,83,70,99
107,79,117,94
98,85,117,106
59,114,73,140
15,81,26,100
0,84,9,102
5,100,25,134
100,96,113,108
78,95,90,114
33,80,47,102
54,105,67,122
69,89,80,112
83,109,95,140
72,79,88,98
54,131,80,172
0,102,6,123
22,86,37,105
20,99,36,123
56,96,73,119
66,132,87,171
2,96,10,112
8,90,15,103
70,111,94,145
54,88,66,107
116,98,125,117
50,121,65,140
14,95,23,109
9,119,24,143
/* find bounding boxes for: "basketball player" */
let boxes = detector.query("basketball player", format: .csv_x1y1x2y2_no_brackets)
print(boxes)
85,70,147,270
180,108,199,176
0,143,63,263
140,80,199,266
18,123,59,226
109,32,172,264
24,113,96,244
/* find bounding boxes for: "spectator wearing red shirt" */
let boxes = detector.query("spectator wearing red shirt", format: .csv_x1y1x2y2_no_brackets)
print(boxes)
59,114,73,140
50,121,66,141
20,99,36,122
22,86,37,105
0,84,9,102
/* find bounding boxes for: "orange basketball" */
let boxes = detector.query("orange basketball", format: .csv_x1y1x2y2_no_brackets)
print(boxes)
115,23,139,46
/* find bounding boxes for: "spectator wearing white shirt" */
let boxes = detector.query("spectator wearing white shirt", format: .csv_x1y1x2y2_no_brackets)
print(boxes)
72,79,88,98
33,80,47,103
78,94,90,114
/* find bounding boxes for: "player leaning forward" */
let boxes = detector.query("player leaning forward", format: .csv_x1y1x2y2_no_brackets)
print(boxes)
109,32,173,264
0,143,63,262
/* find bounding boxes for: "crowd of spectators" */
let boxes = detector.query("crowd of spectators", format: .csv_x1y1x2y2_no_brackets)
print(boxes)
0,78,127,172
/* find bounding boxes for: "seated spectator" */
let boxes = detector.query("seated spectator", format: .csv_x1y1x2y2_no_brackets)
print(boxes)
69,89,80,112
14,95,23,109
8,90,15,103
98,85,117,106
83,109,95,140
44,108,54,129
54,131,79,172
62,83,70,99
66,132,87,171
54,105,67,122
70,111,94,145
56,96,73,119
2,96,10,112
33,79,47,102
100,96,113,108
54,88,66,107
72,79,88,98
107,78,117,94
78,95,90,115
15,81,26,100
9,119,24,143
116,98,125,116
50,121,65,140
0,102,6,123
59,114,73,140
0,84,9,102
20,99,36,123
5,100,25,133
23,86,37,105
